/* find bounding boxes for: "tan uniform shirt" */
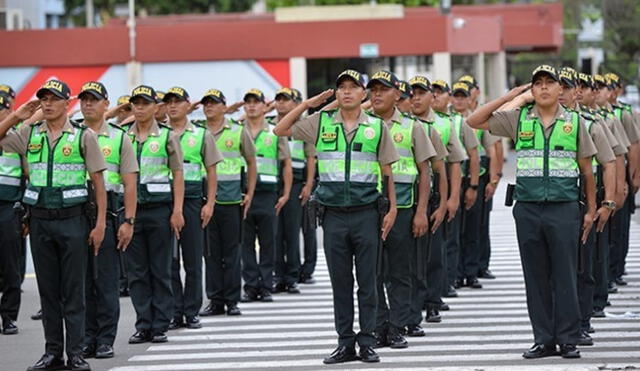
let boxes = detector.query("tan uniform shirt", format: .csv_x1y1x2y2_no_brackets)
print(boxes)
616,106,640,144
126,121,183,171
93,121,139,174
243,118,291,160
173,121,223,168
383,108,436,164
479,128,500,150
587,121,616,164
209,119,257,162
1,119,107,173
273,115,316,158
292,109,400,166
488,104,597,159
425,109,467,163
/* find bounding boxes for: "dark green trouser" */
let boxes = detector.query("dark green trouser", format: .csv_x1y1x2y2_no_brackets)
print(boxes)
171,198,204,319
300,203,318,278
0,202,22,322
30,212,89,358
275,181,303,286
610,195,631,281
323,206,378,348
458,178,485,280
241,191,277,293
126,203,173,333
513,201,581,346
578,227,596,331
425,222,445,310
84,218,120,347
408,224,444,325
376,208,413,331
204,204,242,306
443,205,461,292
478,197,493,272
593,223,610,309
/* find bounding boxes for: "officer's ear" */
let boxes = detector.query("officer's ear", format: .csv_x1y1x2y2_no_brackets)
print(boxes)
393,89,401,103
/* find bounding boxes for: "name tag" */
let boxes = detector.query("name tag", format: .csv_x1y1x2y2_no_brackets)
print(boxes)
321,132,337,142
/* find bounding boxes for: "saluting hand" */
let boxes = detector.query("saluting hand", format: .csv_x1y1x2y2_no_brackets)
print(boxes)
305,89,334,109
225,101,244,114
14,99,41,121
189,101,201,115
504,84,531,103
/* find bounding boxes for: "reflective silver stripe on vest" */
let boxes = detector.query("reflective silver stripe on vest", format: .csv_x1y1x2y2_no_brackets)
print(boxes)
183,163,202,175
257,157,278,168
319,172,346,182
288,141,304,153
549,169,579,178
24,189,39,201
218,173,241,181
350,151,377,162
394,173,415,184
292,161,305,169
221,152,241,159
105,183,123,193
53,163,86,171
549,150,576,159
63,188,88,199
317,152,345,161
30,163,47,171
140,174,169,184
140,157,167,166
396,147,412,158
0,156,21,167
517,150,544,158
259,174,278,183
146,183,171,193
515,169,544,177
350,173,378,183
0,175,21,186
106,163,120,173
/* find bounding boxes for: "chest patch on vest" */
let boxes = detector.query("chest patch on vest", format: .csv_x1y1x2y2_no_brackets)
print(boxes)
102,146,112,157
187,137,197,147
225,139,234,148
62,144,73,157
148,141,160,153
321,132,337,142
393,133,404,143
519,131,534,140
263,137,273,146
363,127,376,140
28,143,42,152
563,122,573,134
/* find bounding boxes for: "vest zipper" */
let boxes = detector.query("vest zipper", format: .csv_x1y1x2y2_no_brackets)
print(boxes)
343,125,351,204
46,135,58,187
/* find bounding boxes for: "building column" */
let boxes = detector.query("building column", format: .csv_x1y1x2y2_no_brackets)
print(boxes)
432,52,452,84
475,52,486,104
290,57,307,99
126,61,141,91
486,51,506,101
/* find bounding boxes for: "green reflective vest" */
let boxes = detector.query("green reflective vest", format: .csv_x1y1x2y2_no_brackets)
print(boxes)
98,123,126,194
315,110,382,207
253,123,279,193
389,113,418,208
180,124,206,198
432,111,451,148
0,126,24,202
24,121,88,208
128,124,172,204
514,105,580,202
215,120,244,204
289,139,306,180
613,103,633,122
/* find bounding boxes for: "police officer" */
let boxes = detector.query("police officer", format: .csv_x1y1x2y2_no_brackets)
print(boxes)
468,65,607,359
0,80,108,371
367,70,435,349
396,80,413,114
76,82,138,359
272,87,316,294
450,81,500,291
105,95,133,127
0,94,25,336
241,89,292,302
123,85,185,345
162,87,222,330
274,69,399,364
198,89,257,316
155,91,168,124
406,75,448,335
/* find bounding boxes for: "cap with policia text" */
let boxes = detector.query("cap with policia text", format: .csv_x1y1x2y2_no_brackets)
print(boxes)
78,81,108,100
558,67,577,88
409,75,432,91
0,95,10,110
244,88,265,102
531,65,559,83
164,86,190,102
201,89,226,105
0,84,16,99
292,88,303,102
397,80,412,99
593,74,609,88
605,73,620,87
36,80,71,100
336,69,366,88
577,73,595,89
366,70,399,89
155,91,165,103
117,95,131,106
431,80,450,93
458,75,478,89
130,85,158,103
451,82,471,96
275,87,295,100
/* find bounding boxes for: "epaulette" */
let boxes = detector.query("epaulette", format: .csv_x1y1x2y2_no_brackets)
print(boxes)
106,122,127,132
400,111,417,120
364,110,382,119
321,108,338,117
69,119,86,129
158,122,172,130
30,120,45,128
434,110,449,118
191,119,206,128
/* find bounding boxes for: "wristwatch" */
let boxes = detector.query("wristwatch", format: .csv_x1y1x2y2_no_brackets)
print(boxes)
601,200,616,210
469,184,479,190
123,217,135,226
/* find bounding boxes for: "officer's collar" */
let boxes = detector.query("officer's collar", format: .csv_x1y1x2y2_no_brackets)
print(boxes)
384,108,403,126
243,118,270,131
528,103,571,123
424,109,436,122
128,120,161,137
95,120,111,137
37,119,75,134
333,109,371,126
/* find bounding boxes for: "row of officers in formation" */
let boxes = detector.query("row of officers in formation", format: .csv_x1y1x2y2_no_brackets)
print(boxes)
0,63,635,370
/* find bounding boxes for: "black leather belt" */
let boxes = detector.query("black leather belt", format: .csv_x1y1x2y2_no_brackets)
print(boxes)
324,203,376,213
30,204,85,220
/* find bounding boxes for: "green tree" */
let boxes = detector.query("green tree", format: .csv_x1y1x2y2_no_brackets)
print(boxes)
602,0,640,84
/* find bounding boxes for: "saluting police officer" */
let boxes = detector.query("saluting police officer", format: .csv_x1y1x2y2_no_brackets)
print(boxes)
272,87,316,294
0,80,108,371
367,70,435,349
274,69,399,364
162,87,221,330
468,65,609,359
198,89,257,316
123,85,185,345
241,89,292,302
76,82,138,360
